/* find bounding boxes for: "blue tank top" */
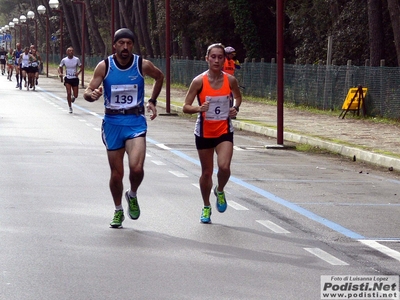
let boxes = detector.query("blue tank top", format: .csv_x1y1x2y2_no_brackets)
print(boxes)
103,54,146,127
14,50,23,65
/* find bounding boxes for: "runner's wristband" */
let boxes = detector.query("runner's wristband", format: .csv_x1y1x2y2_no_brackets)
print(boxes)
148,99,157,106
233,105,240,112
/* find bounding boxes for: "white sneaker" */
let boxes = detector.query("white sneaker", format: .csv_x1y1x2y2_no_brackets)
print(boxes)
69,107,73,114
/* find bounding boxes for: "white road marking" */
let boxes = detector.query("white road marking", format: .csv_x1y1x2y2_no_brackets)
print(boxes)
156,143,171,150
256,220,290,233
190,185,247,210
152,160,166,165
233,146,244,151
229,201,249,210
359,240,400,262
304,248,348,265
169,171,188,177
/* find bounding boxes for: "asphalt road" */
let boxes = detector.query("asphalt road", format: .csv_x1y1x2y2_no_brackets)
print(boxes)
1,74,400,300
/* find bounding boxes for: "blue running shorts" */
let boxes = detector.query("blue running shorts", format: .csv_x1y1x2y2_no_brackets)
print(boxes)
101,120,146,151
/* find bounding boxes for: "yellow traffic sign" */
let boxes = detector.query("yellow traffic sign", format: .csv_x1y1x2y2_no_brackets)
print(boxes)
342,87,367,110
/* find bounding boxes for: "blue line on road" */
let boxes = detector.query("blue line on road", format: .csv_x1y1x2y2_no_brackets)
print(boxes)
37,88,365,240
299,202,400,206
146,138,365,240
37,87,96,115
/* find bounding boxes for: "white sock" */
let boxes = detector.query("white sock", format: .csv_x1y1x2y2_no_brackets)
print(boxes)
128,190,137,198
115,205,123,211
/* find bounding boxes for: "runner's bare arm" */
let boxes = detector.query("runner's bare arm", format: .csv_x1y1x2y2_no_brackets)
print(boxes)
142,59,164,102
183,75,209,114
83,61,106,102
229,75,242,108
142,59,164,120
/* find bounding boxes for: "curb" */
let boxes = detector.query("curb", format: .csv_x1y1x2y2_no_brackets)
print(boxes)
158,101,400,172
48,71,399,172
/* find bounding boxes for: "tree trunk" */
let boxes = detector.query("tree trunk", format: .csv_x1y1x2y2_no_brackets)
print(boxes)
84,0,106,56
367,0,383,66
60,0,79,54
149,0,161,56
138,0,154,57
181,33,191,59
132,0,145,55
118,0,141,54
387,0,400,66
227,0,262,59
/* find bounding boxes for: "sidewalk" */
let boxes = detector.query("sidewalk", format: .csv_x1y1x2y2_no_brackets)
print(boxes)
154,85,400,172
51,69,400,172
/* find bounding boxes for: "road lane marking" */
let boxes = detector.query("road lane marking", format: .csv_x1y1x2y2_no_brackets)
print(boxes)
156,143,171,150
34,96,370,242
359,240,400,262
145,137,365,240
169,171,188,177
152,160,166,165
89,112,100,117
233,146,244,151
36,86,400,264
191,184,247,210
229,201,249,210
256,220,290,233
304,248,348,265
31,97,370,242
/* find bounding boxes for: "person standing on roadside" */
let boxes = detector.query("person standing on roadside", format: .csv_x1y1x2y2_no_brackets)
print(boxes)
58,47,82,113
182,43,242,224
13,43,23,89
83,28,164,229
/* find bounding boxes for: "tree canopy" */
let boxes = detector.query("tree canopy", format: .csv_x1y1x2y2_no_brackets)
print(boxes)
0,0,399,66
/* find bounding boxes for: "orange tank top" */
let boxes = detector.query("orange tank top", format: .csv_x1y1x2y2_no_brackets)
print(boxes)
223,59,235,75
194,72,233,138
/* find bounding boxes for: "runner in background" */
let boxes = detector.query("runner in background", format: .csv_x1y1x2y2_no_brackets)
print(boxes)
6,48,14,81
29,45,41,85
0,46,7,76
58,47,82,113
29,48,41,90
222,46,241,118
18,47,31,91
222,46,240,76
13,43,23,89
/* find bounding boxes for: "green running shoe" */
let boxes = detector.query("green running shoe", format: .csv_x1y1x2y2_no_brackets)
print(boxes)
214,186,227,213
110,210,125,228
125,190,140,220
200,206,212,223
